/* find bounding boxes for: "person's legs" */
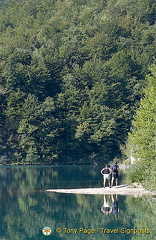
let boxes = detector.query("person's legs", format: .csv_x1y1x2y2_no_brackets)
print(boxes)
111,176,114,187
108,178,111,187
104,174,110,187
115,173,118,186
103,175,106,188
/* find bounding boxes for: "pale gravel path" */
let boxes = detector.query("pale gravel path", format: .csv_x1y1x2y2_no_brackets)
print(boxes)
46,184,154,196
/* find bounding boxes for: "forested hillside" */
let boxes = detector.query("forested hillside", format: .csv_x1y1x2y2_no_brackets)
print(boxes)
0,0,156,164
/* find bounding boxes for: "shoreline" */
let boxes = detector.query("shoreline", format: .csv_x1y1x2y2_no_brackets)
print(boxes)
46,184,155,196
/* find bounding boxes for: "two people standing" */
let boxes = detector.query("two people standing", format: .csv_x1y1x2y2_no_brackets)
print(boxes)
101,162,119,188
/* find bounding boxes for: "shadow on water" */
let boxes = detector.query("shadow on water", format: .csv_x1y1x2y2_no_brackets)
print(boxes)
0,165,155,240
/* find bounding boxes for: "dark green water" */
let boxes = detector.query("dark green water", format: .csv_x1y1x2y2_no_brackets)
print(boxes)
0,165,155,240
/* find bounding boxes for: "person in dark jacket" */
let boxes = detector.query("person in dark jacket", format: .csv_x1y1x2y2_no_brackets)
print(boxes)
101,164,112,188
111,161,119,187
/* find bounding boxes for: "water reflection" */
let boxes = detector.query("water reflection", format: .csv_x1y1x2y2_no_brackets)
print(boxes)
112,195,120,218
0,166,155,240
101,195,112,216
101,195,120,217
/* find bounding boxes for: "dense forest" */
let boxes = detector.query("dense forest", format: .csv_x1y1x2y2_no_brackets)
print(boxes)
0,0,156,168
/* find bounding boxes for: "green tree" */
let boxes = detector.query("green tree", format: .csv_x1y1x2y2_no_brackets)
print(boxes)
16,94,60,163
128,65,156,190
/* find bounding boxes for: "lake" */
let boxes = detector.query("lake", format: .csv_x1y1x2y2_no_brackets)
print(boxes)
0,165,155,240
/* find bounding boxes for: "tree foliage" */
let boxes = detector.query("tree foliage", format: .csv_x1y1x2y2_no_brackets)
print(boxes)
0,0,156,164
127,65,156,190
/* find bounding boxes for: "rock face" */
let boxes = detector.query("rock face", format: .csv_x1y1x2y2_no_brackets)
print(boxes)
46,184,154,196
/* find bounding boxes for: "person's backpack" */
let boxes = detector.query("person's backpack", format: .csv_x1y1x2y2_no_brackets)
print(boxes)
112,165,118,173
